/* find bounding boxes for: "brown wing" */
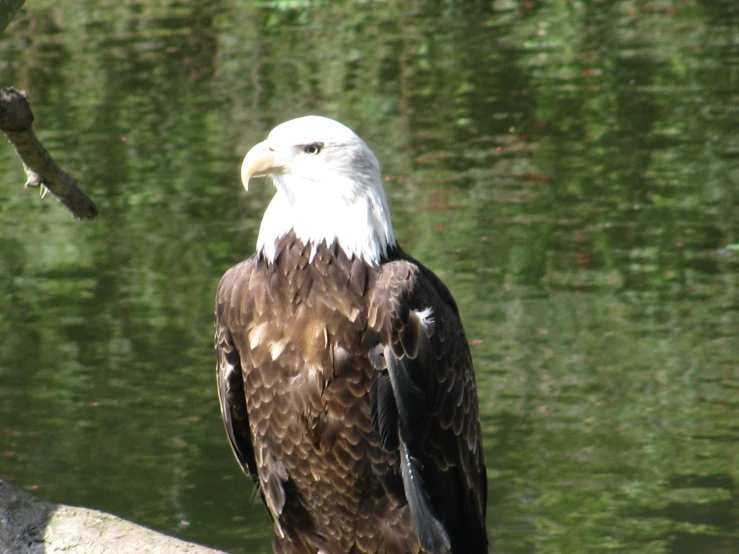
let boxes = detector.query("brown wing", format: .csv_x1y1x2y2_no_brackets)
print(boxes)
367,255,488,554
215,258,260,486
214,242,422,554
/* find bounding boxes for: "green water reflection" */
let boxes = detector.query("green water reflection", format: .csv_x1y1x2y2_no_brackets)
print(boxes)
1,1,737,553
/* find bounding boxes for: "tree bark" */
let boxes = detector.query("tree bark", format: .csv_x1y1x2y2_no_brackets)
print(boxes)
0,478,229,554
0,88,98,220
0,0,24,34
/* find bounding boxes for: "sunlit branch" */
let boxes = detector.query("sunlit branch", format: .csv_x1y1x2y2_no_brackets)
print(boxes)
0,87,98,220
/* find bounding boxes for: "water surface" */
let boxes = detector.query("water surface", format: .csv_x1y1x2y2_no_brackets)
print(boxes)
1,2,737,553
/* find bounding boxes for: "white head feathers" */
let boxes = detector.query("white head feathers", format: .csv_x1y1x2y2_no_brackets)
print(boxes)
240,116,397,265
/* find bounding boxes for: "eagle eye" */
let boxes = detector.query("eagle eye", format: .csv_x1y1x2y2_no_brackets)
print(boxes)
303,142,323,155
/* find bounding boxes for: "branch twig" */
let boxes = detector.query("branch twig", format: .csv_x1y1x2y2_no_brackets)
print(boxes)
0,0,25,34
0,87,98,220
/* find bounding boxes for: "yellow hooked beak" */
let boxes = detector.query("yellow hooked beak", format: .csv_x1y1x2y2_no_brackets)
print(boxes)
240,140,281,191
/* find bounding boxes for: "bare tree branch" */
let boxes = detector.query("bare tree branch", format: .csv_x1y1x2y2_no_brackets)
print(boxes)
0,478,230,554
0,87,98,220
0,0,24,34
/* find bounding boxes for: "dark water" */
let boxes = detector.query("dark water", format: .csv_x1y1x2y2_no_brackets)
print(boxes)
1,2,738,553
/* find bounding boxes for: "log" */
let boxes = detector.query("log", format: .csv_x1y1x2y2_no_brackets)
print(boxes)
0,478,229,554
0,88,99,220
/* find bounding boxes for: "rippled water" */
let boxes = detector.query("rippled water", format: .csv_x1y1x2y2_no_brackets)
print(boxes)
1,2,737,553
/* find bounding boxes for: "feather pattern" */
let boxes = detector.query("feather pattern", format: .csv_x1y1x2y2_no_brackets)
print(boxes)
216,116,487,554
216,235,487,553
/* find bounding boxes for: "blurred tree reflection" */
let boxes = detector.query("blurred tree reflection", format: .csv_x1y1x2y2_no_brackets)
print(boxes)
0,1,737,553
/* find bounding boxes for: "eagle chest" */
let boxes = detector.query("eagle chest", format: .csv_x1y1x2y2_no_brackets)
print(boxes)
240,247,378,477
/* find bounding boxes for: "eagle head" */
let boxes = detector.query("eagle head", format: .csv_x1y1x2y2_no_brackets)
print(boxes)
240,116,396,265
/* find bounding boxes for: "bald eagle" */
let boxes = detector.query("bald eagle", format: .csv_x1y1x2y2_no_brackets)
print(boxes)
215,116,487,554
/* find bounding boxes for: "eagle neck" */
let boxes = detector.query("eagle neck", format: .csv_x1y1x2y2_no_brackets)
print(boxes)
256,174,397,266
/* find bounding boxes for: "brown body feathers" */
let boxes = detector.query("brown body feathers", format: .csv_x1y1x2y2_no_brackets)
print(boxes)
215,232,487,554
